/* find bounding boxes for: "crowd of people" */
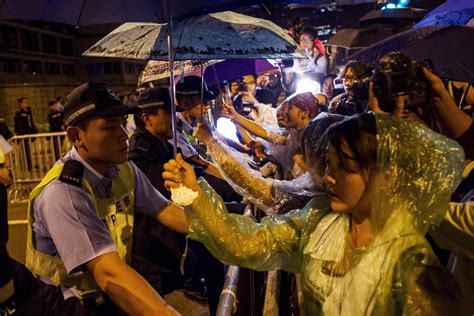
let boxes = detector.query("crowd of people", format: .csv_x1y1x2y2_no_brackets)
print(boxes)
0,17,473,316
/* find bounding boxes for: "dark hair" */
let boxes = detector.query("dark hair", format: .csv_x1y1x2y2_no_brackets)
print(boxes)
302,113,346,176
133,108,163,129
342,61,374,80
299,27,316,40
18,97,26,104
287,16,303,36
48,100,56,107
327,113,377,173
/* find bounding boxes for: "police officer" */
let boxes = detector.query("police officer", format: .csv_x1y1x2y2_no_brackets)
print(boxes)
26,82,186,315
129,87,186,297
130,86,244,315
14,98,38,135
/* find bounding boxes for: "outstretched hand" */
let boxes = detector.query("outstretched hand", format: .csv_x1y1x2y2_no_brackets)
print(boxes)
163,153,200,192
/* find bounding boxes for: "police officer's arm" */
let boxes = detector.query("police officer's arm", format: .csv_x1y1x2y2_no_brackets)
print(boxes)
155,203,188,234
85,252,180,316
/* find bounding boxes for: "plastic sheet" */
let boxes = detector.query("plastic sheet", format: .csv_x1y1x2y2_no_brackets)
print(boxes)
206,135,280,213
206,113,345,214
187,114,465,314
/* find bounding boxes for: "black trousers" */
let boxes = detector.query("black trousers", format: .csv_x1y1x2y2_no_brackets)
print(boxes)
0,185,12,287
188,240,224,316
16,280,121,316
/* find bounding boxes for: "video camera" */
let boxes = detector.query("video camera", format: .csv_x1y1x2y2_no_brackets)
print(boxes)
372,52,429,113
236,80,248,92
349,52,430,113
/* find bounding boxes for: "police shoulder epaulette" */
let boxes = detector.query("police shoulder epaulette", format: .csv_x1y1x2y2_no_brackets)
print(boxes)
59,160,84,187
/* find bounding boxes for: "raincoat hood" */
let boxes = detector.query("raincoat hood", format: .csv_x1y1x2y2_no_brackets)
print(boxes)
371,114,464,245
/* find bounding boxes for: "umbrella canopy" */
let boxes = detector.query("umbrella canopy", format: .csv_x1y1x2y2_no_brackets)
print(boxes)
138,60,221,85
350,25,474,83
415,0,474,28
0,0,329,26
203,59,278,85
328,26,395,49
83,11,304,60
359,8,427,26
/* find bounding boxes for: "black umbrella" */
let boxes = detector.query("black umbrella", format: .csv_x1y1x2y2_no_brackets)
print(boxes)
328,25,396,49
358,8,427,26
350,25,474,83
0,0,330,26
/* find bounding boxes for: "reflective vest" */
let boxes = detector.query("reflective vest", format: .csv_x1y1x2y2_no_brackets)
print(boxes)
0,142,4,164
26,161,135,294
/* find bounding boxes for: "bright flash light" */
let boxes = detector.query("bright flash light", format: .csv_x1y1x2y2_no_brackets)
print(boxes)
295,78,320,94
216,117,239,142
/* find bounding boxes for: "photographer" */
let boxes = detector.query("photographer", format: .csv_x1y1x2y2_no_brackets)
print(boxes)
232,75,277,126
329,62,373,115
256,71,283,107
368,56,473,315
368,53,473,160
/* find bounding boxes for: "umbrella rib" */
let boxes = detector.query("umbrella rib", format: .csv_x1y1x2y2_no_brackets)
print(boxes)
76,0,87,26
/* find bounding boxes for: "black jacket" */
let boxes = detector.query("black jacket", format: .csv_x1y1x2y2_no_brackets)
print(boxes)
14,109,38,135
129,128,184,295
47,111,64,132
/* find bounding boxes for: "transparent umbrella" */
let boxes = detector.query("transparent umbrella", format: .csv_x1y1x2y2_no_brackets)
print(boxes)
83,11,305,155
83,11,304,61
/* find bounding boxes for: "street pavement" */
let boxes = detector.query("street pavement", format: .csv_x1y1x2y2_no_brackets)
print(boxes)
6,201,209,316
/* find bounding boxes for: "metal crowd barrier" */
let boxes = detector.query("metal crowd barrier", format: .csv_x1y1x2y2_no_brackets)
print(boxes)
8,132,71,202
217,203,290,316
262,270,280,315
216,203,255,316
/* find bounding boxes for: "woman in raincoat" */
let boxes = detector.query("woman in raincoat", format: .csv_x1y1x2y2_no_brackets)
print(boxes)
163,112,464,315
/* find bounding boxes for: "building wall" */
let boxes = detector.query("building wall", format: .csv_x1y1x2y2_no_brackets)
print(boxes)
0,83,136,132
0,21,143,133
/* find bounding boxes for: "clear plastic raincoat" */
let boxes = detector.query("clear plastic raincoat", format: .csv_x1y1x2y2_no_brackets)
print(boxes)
186,114,464,315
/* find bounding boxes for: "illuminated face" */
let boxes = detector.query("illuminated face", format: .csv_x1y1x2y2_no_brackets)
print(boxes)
231,82,238,95
343,68,355,93
75,116,129,165
276,103,289,128
324,143,372,216
181,95,211,121
242,76,256,94
299,33,314,51
286,104,306,129
144,109,173,140
19,99,29,110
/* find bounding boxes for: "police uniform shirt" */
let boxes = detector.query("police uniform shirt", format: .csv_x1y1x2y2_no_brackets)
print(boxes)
32,146,170,277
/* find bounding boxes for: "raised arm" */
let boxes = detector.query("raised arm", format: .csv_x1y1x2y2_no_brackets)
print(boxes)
195,122,273,206
222,102,287,144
